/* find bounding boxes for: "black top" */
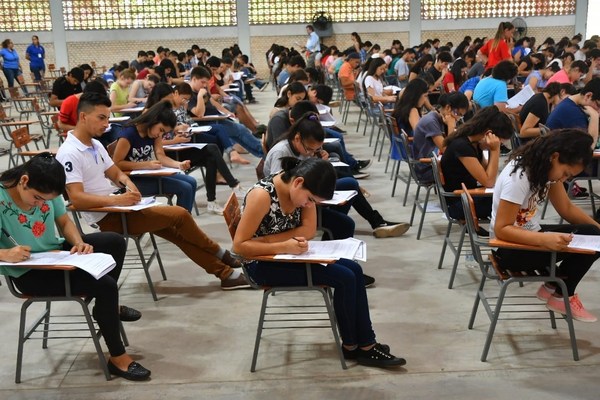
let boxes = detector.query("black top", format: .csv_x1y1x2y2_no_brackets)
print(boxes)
51,76,82,100
188,90,220,117
441,136,483,201
428,66,442,83
519,93,549,137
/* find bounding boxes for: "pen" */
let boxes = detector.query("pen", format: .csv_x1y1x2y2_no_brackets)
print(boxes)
1,228,19,247
292,237,302,242
119,181,133,192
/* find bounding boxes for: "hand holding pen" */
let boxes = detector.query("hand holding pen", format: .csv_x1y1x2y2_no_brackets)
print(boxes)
286,236,308,254
1,228,31,262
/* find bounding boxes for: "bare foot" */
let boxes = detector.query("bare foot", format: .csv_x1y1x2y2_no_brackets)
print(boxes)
216,171,227,184
230,151,250,165
110,353,135,371
232,143,249,154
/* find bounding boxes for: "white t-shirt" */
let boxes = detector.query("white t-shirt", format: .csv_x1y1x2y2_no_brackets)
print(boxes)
56,133,116,224
364,75,384,97
491,159,543,237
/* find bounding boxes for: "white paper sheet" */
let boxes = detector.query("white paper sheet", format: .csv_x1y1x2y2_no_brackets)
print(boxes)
320,190,358,205
164,143,208,151
273,238,366,261
2,251,116,279
129,167,181,175
568,234,600,252
506,85,535,109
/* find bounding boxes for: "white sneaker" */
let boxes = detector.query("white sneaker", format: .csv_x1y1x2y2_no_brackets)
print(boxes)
207,201,224,215
232,185,248,200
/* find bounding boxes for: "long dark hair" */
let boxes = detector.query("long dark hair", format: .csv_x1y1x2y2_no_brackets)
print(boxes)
444,106,513,147
392,78,428,128
274,81,307,108
449,58,467,88
508,129,593,201
129,100,176,135
280,157,335,200
284,112,324,151
145,82,174,109
0,153,65,195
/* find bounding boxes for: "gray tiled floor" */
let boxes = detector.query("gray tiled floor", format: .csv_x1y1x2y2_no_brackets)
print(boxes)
1,86,599,399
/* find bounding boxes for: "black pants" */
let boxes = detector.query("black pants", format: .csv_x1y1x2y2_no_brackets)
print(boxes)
13,232,128,356
167,143,239,201
495,224,600,296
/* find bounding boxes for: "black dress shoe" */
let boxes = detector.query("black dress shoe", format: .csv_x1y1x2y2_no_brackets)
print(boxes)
363,274,375,288
92,305,142,322
107,360,151,381
119,305,142,322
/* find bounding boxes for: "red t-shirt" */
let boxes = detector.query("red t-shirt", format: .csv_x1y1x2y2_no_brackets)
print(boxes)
442,73,456,93
58,94,80,127
480,39,511,70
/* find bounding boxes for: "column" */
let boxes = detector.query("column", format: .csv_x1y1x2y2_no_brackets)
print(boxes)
409,0,422,46
574,0,588,38
237,0,251,57
49,0,68,68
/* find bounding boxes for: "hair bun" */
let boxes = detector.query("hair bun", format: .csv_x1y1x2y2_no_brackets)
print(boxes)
280,156,302,172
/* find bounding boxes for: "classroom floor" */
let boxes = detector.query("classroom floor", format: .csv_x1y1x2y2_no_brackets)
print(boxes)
0,85,599,400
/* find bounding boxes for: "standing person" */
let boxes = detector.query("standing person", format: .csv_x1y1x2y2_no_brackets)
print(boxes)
56,92,249,290
233,157,406,368
25,35,45,83
492,129,600,322
0,154,149,381
478,22,515,71
0,38,27,91
304,25,321,68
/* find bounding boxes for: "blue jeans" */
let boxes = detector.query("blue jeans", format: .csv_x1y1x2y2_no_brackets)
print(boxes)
195,123,234,153
132,173,197,212
30,65,45,82
216,119,263,158
324,128,357,169
320,207,355,240
247,258,376,346
2,67,21,87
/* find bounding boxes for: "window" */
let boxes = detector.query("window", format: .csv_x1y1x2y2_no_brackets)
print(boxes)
0,1,52,31
62,0,237,30
248,0,409,25
422,0,576,20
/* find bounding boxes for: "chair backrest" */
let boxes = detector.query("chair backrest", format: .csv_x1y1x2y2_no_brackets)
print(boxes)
10,126,31,149
504,112,521,150
106,140,118,158
8,86,21,99
459,183,491,274
0,103,11,121
223,192,242,240
430,154,459,220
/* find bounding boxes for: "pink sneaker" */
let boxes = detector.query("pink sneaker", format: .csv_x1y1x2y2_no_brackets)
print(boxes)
536,284,555,301
547,293,598,323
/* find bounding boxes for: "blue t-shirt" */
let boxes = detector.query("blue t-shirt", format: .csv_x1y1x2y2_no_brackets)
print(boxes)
25,44,45,68
0,48,20,69
473,77,508,107
546,98,588,130
0,186,66,278
459,76,481,94
118,126,154,162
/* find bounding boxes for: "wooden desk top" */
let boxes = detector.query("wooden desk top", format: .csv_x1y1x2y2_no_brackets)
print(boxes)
488,238,594,254
452,187,493,196
191,115,229,121
18,148,59,157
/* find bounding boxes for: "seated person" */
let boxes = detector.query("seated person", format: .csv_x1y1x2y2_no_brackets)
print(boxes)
546,60,588,85
144,83,247,214
109,68,138,116
49,67,84,108
472,60,519,113
234,157,406,368
391,77,429,152
519,82,575,143
264,112,410,239
338,52,361,101
492,129,600,322
270,81,307,119
0,154,148,381
440,106,513,222
524,63,560,91
363,58,397,104
128,74,160,105
412,92,469,182
267,100,370,177
55,92,249,290
187,66,263,159
111,101,197,213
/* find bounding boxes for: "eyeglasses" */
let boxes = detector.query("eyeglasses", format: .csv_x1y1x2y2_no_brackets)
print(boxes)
451,109,465,119
300,140,322,155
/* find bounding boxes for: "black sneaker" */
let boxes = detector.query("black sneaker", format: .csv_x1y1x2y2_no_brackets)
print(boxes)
93,305,142,322
475,226,489,237
356,343,407,368
363,274,375,288
356,159,372,171
343,343,390,360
